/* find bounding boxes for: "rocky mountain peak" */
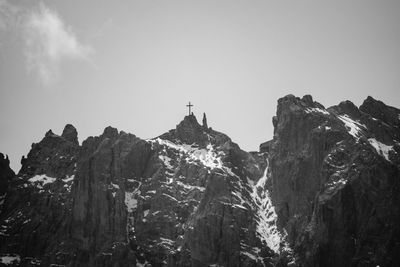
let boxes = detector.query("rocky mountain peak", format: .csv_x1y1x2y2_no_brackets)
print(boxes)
273,94,328,137
360,95,400,128
45,129,55,137
0,153,10,167
0,153,15,198
102,126,119,140
276,94,327,117
330,99,361,118
157,114,212,146
1,95,399,267
61,124,78,145
301,94,313,105
202,112,208,129
175,114,204,143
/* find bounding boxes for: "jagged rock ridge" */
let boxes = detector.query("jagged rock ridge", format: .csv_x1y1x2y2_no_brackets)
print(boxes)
267,95,400,267
0,95,399,267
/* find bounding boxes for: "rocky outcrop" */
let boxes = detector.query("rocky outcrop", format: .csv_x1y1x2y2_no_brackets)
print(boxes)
268,94,400,266
0,114,292,266
62,124,79,145
0,154,14,189
0,124,79,266
1,95,399,267
70,127,140,266
202,113,208,129
0,153,14,212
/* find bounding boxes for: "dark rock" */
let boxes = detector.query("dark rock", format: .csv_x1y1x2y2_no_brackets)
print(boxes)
268,94,400,267
0,126,79,265
360,96,400,128
176,115,206,144
61,124,79,145
202,112,208,129
0,153,15,208
260,140,273,153
301,94,313,105
1,95,399,267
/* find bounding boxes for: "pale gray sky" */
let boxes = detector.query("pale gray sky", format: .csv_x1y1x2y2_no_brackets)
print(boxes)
1,0,400,171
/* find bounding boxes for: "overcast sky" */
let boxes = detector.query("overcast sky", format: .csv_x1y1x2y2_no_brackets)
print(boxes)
1,0,400,171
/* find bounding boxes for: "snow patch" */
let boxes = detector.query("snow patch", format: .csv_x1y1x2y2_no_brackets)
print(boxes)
250,161,286,253
125,192,137,212
159,155,174,170
62,175,74,183
368,138,394,161
28,174,56,188
176,181,205,192
125,184,141,213
0,255,20,265
187,143,224,169
305,107,330,115
150,138,231,174
338,115,366,140
111,183,120,189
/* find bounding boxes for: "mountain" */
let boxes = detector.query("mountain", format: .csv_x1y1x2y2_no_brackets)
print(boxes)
0,95,399,267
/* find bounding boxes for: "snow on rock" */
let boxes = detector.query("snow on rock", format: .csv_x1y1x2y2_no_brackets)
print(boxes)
338,115,366,140
149,138,230,173
125,183,141,213
28,174,56,188
250,160,287,253
62,175,75,183
187,143,223,169
159,155,173,170
368,138,394,162
305,107,330,115
321,174,348,201
240,248,264,263
125,192,138,212
176,181,205,192
136,261,150,267
0,255,21,265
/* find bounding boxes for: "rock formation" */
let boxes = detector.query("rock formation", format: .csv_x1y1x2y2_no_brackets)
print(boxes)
268,95,400,266
202,113,208,130
0,153,14,212
0,95,399,267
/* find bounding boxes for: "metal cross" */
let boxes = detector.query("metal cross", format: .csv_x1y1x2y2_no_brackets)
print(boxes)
186,102,193,115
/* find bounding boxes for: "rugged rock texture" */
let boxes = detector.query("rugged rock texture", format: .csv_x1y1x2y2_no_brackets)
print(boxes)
0,124,79,266
0,153,14,211
0,114,290,266
268,94,400,267
0,95,399,267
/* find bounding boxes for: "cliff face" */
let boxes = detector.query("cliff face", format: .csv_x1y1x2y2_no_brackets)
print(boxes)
0,115,289,266
268,95,400,266
0,126,79,266
0,95,399,267
0,153,15,212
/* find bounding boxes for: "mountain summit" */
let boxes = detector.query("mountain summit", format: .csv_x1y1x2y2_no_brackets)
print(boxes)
0,95,399,266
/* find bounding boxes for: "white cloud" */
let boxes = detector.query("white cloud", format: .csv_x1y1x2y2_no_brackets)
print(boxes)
23,3,92,84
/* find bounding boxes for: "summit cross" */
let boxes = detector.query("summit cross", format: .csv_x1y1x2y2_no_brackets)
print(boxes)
186,102,193,115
